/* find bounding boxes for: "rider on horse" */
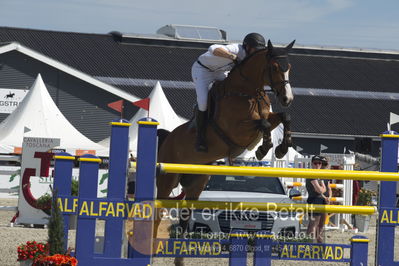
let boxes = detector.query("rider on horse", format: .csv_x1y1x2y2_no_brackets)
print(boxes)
192,33,266,152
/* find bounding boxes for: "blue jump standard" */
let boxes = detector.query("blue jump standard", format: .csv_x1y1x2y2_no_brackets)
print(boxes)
52,118,399,265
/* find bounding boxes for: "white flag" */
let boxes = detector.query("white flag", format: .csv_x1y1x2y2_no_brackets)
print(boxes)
296,145,303,152
24,126,31,133
320,144,328,151
390,112,399,126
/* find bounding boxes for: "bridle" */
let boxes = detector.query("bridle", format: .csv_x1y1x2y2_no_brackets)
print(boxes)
267,53,291,96
224,49,291,104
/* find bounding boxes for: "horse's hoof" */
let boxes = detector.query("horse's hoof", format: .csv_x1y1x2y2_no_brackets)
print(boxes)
174,257,185,266
255,149,265,160
275,145,288,159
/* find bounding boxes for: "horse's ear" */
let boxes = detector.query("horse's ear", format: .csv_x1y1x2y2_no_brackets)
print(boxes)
286,40,295,51
267,40,273,51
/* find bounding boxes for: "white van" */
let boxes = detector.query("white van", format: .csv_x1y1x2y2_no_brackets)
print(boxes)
188,174,300,237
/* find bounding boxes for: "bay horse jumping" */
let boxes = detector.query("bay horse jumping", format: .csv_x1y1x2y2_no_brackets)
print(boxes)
155,40,295,265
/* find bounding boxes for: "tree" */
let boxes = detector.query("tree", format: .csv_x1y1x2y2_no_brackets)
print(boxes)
47,188,65,255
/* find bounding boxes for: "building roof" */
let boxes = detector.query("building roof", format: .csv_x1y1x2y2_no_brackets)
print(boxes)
0,42,140,103
1,26,399,138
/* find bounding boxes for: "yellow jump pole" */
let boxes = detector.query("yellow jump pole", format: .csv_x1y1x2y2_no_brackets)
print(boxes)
158,163,399,182
154,199,376,215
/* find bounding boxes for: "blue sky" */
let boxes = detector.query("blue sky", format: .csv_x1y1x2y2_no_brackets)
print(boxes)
1,0,398,51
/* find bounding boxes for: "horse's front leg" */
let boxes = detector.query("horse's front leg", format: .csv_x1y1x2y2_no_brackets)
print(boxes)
255,112,292,160
274,112,292,159
173,208,191,266
255,119,273,160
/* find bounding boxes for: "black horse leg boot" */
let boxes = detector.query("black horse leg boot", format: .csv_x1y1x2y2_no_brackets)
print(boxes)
195,109,208,152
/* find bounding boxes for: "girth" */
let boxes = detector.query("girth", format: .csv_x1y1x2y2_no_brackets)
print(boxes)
208,119,247,151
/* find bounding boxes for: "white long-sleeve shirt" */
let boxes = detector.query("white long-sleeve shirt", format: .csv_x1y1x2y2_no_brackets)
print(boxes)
197,43,247,72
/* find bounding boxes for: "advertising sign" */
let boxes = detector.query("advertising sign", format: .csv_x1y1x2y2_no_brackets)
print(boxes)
17,137,60,225
0,88,29,113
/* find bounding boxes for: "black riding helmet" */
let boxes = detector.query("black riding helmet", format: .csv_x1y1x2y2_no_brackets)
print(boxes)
243,33,266,50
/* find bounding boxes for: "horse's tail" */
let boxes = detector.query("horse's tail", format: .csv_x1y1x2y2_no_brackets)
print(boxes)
157,129,170,152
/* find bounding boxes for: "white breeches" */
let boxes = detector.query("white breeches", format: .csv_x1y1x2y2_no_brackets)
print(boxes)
192,62,228,111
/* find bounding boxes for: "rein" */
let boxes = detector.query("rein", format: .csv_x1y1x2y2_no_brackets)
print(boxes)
233,51,291,99
220,87,269,118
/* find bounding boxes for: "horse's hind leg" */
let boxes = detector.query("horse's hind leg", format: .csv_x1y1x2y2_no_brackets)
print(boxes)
154,173,180,239
129,173,177,256
174,174,210,266
255,119,273,160
275,112,293,159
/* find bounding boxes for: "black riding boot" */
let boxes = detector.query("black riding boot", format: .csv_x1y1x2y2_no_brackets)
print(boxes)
195,109,208,152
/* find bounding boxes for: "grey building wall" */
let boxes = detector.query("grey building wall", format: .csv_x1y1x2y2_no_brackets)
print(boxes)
0,51,137,142
293,137,380,157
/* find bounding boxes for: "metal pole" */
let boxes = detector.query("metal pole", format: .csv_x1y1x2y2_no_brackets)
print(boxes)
254,231,273,266
229,231,248,266
350,236,369,266
159,162,399,181
376,132,399,266
154,199,376,215
130,118,159,265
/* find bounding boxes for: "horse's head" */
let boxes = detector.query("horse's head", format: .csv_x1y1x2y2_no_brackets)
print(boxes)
266,40,295,107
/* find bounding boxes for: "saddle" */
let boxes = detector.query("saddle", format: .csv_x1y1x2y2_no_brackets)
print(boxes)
209,81,248,157
191,79,261,158
208,80,225,119
189,80,223,124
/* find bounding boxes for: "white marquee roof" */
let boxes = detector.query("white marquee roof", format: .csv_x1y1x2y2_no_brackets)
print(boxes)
0,74,108,155
99,81,186,154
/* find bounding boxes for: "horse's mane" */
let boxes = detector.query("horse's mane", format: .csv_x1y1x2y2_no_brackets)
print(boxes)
229,48,268,74
242,48,268,64
230,45,291,75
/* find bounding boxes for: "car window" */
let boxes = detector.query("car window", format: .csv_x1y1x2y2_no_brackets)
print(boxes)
205,175,285,194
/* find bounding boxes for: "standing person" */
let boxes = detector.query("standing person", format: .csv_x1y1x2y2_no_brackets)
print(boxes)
127,154,136,199
318,156,332,242
192,33,266,152
306,155,329,243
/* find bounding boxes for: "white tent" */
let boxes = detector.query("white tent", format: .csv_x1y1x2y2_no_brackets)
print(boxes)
99,81,187,154
0,74,108,155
